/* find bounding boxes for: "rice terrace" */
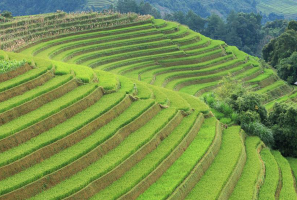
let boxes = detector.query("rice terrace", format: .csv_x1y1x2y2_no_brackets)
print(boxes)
0,8,297,200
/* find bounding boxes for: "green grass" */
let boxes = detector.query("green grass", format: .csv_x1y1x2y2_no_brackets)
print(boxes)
258,148,280,200
90,111,200,200
229,137,263,200
179,82,218,95
247,69,275,83
0,74,72,113
138,117,217,200
0,84,96,140
179,92,209,113
30,108,177,200
185,126,242,200
0,68,47,93
162,88,190,111
287,157,297,180
272,151,297,200
95,70,118,91
0,60,26,74
0,97,153,195
148,84,168,104
256,81,286,94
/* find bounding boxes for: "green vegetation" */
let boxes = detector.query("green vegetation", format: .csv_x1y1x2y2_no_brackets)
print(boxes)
272,151,297,200
259,148,280,200
0,59,26,74
230,137,263,200
30,108,177,199
0,84,96,140
185,126,242,199
91,111,200,200
139,117,217,200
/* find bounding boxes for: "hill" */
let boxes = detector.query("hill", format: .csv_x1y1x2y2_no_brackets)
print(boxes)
0,11,297,199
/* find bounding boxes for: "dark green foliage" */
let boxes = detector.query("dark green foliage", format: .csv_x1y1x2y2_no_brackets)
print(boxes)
0,0,86,16
1,11,12,18
276,52,297,84
288,21,297,31
269,103,297,157
116,0,161,18
263,29,297,67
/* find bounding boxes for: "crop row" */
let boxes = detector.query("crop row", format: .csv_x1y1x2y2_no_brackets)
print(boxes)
139,117,217,200
272,151,297,199
92,111,200,200
258,148,280,200
0,84,96,141
229,137,264,200
0,68,47,93
0,96,152,196
185,126,243,199
30,108,177,200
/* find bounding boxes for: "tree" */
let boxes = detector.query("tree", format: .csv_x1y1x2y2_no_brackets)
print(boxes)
1,10,12,18
276,52,297,84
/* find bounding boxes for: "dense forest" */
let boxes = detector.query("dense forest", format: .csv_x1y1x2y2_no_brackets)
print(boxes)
0,0,86,16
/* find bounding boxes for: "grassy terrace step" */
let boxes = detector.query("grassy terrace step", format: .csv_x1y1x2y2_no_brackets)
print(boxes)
81,45,179,66
29,108,176,200
0,75,72,114
0,98,156,199
138,117,217,200
45,28,162,60
0,69,53,102
93,51,185,70
229,137,264,200
23,22,154,56
92,112,202,200
288,157,297,181
0,63,32,83
0,67,48,94
180,82,219,96
147,85,168,104
60,35,167,62
72,39,173,64
161,60,243,87
0,75,76,125
162,88,190,111
255,80,286,94
68,110,186,199
0,84,96,141
272,151,297,200
259,148,280,200
0,92,129,181
159,49,224,67
185,126,244,200
167,63,251,90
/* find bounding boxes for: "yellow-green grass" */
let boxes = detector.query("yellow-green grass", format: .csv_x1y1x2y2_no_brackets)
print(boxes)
57,34,166,62
234,66,261,80
133,79,153,99
179,92,209,113
91,111,200,200
30,108,177,200
155,59,242,87
265,95,290,110
272,151,297,200
0,68,47,93
0,97,152,195
179,82,219,96
185,126,242,200
166,63,251,90
258,148,280,200
138,117,217,200
165,25,189,39
22,22,155,56
287,157,297,180
153,19,167,28
147,84,168,104
162,88,190,111
247,69,275,83
229,137,264,200
158,21,179,33
186,42,223,55
47,28,162,61
0,74,72,113
159,49,223,65
93,51,185,71
111,61,155,75
255,81,286,94
81,45,179,67
124,65,161,81
95,70,118,91
0,84,96,141
71,39,174,64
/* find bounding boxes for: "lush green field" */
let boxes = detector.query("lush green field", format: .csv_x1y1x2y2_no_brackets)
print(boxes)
0,12,296,200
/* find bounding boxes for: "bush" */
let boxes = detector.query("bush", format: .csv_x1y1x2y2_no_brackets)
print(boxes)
242,122,274,147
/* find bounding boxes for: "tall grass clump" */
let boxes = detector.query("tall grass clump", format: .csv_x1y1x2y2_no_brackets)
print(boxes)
0,59,26,74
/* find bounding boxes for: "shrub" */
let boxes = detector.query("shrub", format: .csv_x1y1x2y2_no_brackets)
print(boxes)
242,122,274,147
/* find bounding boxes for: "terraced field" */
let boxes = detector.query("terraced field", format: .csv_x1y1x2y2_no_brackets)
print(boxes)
86,0,116,10
0,12,297,199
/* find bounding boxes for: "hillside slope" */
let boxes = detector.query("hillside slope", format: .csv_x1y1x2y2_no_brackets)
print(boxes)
0,12,297,199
